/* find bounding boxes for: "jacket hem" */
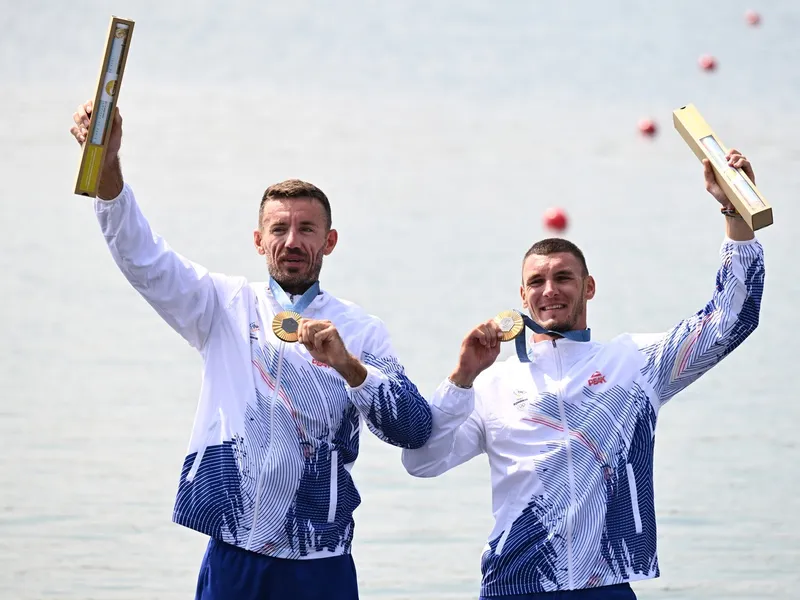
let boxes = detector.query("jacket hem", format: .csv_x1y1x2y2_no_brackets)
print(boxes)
172,512,354,560
479,572,659,597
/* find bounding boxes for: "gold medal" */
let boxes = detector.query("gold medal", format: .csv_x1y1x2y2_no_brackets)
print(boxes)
494,310,524,342
272,311,302,343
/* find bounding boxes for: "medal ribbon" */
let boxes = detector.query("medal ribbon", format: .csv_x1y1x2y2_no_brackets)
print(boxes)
268,277,320,315
512,310,591,363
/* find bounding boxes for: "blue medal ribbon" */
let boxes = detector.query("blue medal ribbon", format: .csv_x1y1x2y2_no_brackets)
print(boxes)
268,277,321,315
513,310,591,363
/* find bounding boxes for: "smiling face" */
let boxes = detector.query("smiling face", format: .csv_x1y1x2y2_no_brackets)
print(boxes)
253,196,338,294
520,250,595,334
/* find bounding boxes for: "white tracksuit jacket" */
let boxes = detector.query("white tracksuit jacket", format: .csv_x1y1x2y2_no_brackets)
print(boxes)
95,183,432,559
402,237,764,597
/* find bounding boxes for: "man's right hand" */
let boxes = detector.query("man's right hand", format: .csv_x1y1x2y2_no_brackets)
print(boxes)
448,320,504,388
70,100,124,199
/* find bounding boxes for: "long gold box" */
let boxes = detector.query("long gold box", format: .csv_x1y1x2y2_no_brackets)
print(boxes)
74,16,135,197
673,103,773,231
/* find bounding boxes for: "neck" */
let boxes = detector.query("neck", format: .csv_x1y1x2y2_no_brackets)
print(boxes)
278,280,317,296
530,321,589,344
532,332,562,344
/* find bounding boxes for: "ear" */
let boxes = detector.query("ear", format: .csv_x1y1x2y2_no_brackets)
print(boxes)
323,228,338,255
253,229,266,255
520,283,528,309
584,275,596,301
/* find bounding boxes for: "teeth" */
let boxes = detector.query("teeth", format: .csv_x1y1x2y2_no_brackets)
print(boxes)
542,305,565,311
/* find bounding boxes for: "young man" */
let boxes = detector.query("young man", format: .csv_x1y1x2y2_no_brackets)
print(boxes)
70,101,432,600
402,151,765,599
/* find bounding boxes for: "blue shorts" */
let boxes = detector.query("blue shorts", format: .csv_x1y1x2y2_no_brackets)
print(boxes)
481,583,636,600
194,538,359,600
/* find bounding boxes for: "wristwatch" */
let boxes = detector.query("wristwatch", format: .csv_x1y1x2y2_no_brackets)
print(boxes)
721,206,743,219
448,377,473,389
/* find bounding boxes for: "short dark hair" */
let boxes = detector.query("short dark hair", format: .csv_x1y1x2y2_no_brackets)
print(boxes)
522,238,589,277
258,179,332,230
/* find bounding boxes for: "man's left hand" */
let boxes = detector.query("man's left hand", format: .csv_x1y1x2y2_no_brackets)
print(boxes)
297,319,367,387
704,148,755,209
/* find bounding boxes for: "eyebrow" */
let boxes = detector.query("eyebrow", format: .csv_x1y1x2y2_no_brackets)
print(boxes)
525,269,576,284
268,219,319,227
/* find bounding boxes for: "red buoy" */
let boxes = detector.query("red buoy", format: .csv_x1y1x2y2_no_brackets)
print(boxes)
745,10,761,26
699,54,717,71
638,118,657,137
543,207,568,232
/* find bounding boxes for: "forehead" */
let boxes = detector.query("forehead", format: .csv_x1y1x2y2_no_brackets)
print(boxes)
522,252,583,277
261,197,327,225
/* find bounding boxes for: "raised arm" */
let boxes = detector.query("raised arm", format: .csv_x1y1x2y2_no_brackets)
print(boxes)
72,101,219,350
632,150,765,406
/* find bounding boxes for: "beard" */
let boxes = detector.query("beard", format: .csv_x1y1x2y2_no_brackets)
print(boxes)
543,304,582,332
267,247,325,294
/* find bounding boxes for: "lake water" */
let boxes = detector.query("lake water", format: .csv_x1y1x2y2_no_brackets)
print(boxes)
1,1,799,598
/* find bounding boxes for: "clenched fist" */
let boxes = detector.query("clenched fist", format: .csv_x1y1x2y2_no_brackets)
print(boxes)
297,319,367,387
70,99,124,199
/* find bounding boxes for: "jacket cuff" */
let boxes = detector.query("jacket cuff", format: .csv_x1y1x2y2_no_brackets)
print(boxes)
722,235,759,247
346,364,381,393
433,378,475,417
94,181,131,209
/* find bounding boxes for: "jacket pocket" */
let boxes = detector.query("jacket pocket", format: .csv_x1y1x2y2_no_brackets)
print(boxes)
626,462,643,534
186,419,220,483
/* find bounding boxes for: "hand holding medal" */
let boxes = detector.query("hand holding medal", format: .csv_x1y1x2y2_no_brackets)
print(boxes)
299,319,369,387
448,319,505,388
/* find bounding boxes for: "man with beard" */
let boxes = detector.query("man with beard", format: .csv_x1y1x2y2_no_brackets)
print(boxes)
70,100,432,600
402,150,765,599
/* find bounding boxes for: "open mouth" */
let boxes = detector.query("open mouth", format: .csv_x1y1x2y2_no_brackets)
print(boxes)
280,256,307,266
539,303,567,317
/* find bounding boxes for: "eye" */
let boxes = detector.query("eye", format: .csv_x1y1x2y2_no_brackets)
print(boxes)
301,226,314,233
270,226,287,234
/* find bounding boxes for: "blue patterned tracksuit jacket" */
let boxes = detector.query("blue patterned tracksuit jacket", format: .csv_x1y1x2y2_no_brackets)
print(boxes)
96,183,433,559
403,237,764,596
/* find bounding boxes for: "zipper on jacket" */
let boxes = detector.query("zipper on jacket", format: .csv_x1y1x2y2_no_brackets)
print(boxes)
246,341,287,551
552,339,576,590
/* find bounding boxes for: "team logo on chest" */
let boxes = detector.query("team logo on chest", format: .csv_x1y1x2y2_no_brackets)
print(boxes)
587,370,606,386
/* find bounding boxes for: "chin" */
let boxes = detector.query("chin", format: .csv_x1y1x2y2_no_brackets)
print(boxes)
281,273,309,286
280,264,308,276
537,317,572,332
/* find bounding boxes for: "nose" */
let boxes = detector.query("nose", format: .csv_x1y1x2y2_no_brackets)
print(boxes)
542,279,557,297
285,227,301,249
